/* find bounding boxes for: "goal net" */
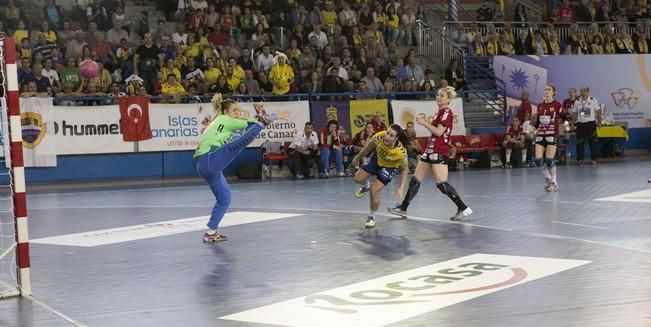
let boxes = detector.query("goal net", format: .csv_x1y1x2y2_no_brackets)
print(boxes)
0,37,30,299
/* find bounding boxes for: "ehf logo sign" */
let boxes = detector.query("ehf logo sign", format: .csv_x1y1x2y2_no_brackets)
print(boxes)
21,112,46,148
610,88,640,109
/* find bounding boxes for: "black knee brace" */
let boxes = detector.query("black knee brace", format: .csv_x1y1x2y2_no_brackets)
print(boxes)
436,182,468,210
544,158,555,168
408,177,421,193
534,158,544,167
399,177,421,210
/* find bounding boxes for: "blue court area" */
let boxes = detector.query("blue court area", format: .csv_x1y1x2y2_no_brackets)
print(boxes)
1,156,651,326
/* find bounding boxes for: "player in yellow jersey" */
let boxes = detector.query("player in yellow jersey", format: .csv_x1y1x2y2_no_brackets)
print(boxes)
351,124,410,228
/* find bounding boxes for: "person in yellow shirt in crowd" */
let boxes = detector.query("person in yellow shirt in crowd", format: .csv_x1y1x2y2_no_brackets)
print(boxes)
322,1,338,28
203,57,222,86
174,44,188,70
13,20,28,48
385,5,400,43
215,47,229,72
18,37,32,61
269,52,294,95
227,57,245,80
39,21,57,44
485,33,499,55
162,59,182,81
223,65,241,91
183,34,202,59
161,74,187,103
92,61,112,93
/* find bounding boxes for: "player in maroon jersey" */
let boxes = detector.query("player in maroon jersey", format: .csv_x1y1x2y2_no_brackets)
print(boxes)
387,87,472,221
502,117,525,168
534,83,563,191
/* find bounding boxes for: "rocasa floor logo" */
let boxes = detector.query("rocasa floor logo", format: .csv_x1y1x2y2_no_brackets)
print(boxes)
221,254,590,327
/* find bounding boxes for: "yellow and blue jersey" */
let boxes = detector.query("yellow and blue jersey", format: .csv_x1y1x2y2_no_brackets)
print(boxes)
370,131,407,168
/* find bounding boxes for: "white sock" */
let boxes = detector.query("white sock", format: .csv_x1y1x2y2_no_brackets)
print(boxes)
207,229,217,235
551,175,557,184
522,155,527,162
541,167,552,179
506,154,511,163
369,210,376,219
358,180,370,189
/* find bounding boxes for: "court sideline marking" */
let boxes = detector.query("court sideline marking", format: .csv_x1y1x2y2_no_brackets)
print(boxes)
25,295,87,327
227,206,651,255
31,211,302,247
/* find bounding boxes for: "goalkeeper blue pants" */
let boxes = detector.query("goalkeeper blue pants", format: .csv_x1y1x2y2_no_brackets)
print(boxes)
196,122,262,229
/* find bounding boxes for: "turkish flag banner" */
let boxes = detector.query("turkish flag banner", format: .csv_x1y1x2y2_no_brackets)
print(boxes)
119,96,153,141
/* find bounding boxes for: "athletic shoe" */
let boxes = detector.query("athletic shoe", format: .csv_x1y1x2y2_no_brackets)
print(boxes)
546,182,559,192
319,172,328,179
505,162,512,169
295,173,305,180
544,178,552,190
591,160,598,166
337,172,345,177
354,187,370,198
364,217,376,229
387,206,407,218
450,207,473,221
648,177,651,183
577,160,584,166
203,232,228,243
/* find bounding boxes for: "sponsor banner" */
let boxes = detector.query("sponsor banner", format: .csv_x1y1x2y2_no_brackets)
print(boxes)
494,54,651,128
20,98,57,167
53,101,310,154
239,101,310,147
310,100,352,136
391,99,467,137
138,102,215,152
142,101,309,151
349,99,389,137
53,105,132,155
221,254,589,327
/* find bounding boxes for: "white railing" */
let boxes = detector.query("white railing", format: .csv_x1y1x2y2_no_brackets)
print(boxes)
417,20,464,68
443,21,646,45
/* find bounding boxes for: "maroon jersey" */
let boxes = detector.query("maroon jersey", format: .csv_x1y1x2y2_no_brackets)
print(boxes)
505,125,523,139
353,130,372,147
536,100,563,137
517,100,532,122
425,107,453,157
560,98,574,120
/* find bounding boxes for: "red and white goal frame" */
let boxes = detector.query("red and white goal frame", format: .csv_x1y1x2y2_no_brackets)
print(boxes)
0,37,31,298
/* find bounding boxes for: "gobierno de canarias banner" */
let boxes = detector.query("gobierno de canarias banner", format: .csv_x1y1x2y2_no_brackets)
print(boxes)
51,101,310,155
390,98,467,137
494,54,651,128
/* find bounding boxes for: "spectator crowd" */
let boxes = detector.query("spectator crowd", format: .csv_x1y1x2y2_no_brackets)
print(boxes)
8,0,455,101
450,0,651,56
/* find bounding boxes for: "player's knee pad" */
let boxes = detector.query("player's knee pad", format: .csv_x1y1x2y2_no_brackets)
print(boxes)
534,158,544,167
544,158,555,168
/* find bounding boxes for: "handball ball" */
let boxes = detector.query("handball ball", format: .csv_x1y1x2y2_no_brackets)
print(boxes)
80,60,100,78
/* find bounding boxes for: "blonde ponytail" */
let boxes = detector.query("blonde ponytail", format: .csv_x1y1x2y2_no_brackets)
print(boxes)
211,93,223,113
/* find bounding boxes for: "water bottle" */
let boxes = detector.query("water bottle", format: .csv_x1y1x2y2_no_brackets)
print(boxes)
458,156,464,170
